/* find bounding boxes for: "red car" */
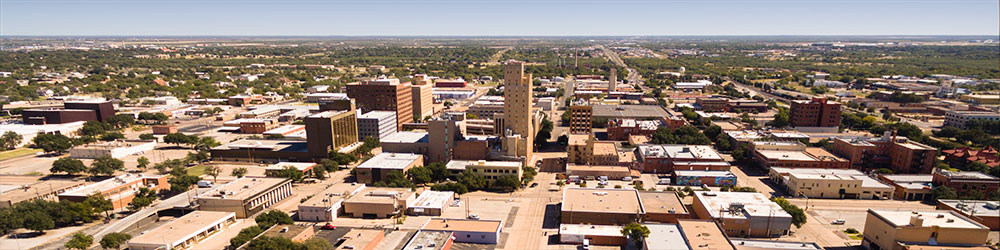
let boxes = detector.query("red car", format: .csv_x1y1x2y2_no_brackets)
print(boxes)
320,223,336,230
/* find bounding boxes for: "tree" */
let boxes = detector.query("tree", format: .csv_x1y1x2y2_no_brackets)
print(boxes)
557,135,569,145
99,132,125,141
127,187,157,211
266,166,305,182
247,236,306,250
136,156,150,172
408,166,434,184
621,222,651,245
138,133,156,140
255,210,293,229
51,157,88,175
22,210,54,233
457,169,488,191
33,133,73,153
703,125,722,141
106,114,136,129
230,225,265,247
168,174,201,193
0,131,23,150
85,193,113,218
81,121,112,137
767,108,790,128
232,167,248,178
432,182,469,194
303,237,332,250
66,232,94,250
491,175,521,192
204,165,222,183
375,171,414,188
426,162,449,182
89,156,125,176
771,197,807,228
100,232,132,250
163,133,195,146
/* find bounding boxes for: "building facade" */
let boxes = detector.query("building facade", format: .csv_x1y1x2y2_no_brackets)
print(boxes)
943,111,1000,129
357,111,398,140
501,60,534,160
862,210,990,250
412,84,434,121
790,97,841,127
568,99,593,134
932,169,999,200
197,177,293,218
346,78,414,130
304,110,359,159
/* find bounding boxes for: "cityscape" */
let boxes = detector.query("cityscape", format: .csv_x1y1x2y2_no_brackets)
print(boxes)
0,1,999,250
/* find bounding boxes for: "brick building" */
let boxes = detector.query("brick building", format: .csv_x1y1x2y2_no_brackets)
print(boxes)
831,134,937,174
607,119,662,141
346,78,413,130
790,97,841,127
932,169,999,200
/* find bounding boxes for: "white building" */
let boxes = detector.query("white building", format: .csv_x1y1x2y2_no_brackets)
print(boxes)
68,140,157,159
0,121,85,148
357,111,398,140
296,183,366,222
421,218,502,244
944,111,1000,129
127,211,237,250
407,191,454,216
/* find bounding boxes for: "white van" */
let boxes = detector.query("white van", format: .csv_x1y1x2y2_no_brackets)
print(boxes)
197,180,213,188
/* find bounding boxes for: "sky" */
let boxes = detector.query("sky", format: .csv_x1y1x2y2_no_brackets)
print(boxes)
1,0,998,36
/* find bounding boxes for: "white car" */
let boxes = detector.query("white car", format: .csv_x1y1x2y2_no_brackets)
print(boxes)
831,219,846,225
468,214,480,220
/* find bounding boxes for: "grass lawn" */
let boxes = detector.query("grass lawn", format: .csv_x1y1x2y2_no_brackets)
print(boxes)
0,148,43,161
847,234,863,240
187,165,208,177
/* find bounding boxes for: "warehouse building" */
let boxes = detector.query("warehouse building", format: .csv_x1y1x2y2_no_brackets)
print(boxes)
768,167,893,199
639,191,689,223
342,187,416,219
561,188,643,225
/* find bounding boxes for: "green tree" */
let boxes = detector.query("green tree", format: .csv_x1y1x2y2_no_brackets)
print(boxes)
767,108,790,128
168,174,201,193
247,236,306,250
230,225,265,247
81,121,112,137
491,175,521,192
204,165,222,183
127,187,157,211
408,166,434,184
66,232,94,250
621,222,651,245
138,133,156,140
100,232,132,250
319,159,340,172
33,133,73,153
89,156,125,176
22,210,55,233
457,169,487,191
266,166,305,182
255,210,293,229
106,114,136,129
426,162,450,182
51,157,88,175
99,132,125,141
771,197,807,228
431,182,469,194
303,237,332,250
0,131,23,150
313,166,327,180
703,125,722,141
163,133,195,146
375,171,414,188
136,156,150,172
232,167,248,178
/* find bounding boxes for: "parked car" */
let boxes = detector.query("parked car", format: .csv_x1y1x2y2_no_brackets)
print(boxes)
197,180,213,188
530,182,539,188
468,214,480,220
831,219,846,225
321,223,336,230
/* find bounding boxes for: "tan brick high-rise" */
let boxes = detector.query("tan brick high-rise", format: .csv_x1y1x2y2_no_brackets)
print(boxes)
502,60,534,160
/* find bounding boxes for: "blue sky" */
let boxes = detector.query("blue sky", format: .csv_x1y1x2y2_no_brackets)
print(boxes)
1,0,998,36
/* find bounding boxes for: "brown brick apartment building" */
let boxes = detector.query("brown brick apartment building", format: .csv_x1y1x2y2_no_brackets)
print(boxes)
832,134,937,174
790,97,841,127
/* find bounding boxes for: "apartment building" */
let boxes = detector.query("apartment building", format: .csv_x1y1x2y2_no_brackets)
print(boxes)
568,98,593,134
346,78,413,130
357,111,397,140
862,210,990,250
197,177,293,218
790,97,841,127
943,111,1000,129
832,134,937,174
58,173,169,210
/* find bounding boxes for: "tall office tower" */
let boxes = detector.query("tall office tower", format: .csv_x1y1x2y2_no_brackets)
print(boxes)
305,108,359,160
502,60,534,160
608,68,617,92
790,97,841,127
346,78,413,131
427,118,461,164
412,84,434,121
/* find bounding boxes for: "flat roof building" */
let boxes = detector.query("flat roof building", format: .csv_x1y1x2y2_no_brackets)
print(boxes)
261,224,315,243
196,177,293,218
932,169,999,200
402,231,453,250
421,218,502,244
639,191,690,223
355,153,423,185
358,111,398,140
753,142,850,169
691,191,792,237
674,170,737,187
559,224,627,246
877,174,934,201
58,173,169,210
0,176,85,208
768,167,893,199
677,219,737,250
561,188,643,225
68,139,157,159
591,105,670,121
336,229,385,250
636,144,728,173
407,191,455,216
936,200,1000,231
347,78,414,130
127,211,237,250
643,223,690,250
297,183,366,222
862,210,990,250
729,239,822,250
342,187,416,219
